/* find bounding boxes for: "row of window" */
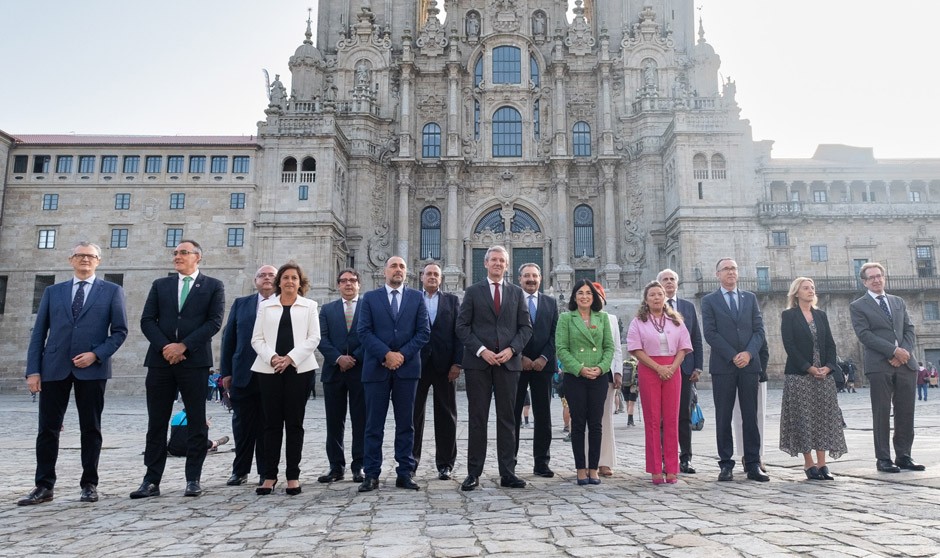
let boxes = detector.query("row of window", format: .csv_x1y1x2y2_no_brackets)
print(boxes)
786,190,921,203
420,118,593,159
35,227,247,250
772,231,936,276
41,192,247,211
14,155,250,175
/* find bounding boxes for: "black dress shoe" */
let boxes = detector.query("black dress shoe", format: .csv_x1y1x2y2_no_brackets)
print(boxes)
500,475,527,488
396,476,420,490
358,477,379,493
17,486,54,506
285,484,302,496
226,474,248,486
184,481,203,497
80,484,98,502
438,466,453,480
129,482,160,499
317,469,345,483
352,470,365,483
818,466,835,480
717,467,734,482
460,475,479,491
876,460,901,473
896,457,926,471
533,467,555,478
804,466,822,480
680,461,696,474
746,469,770,482
256,481,277,495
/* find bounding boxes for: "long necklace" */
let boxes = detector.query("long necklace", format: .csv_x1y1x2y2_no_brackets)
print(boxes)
650,311,667,333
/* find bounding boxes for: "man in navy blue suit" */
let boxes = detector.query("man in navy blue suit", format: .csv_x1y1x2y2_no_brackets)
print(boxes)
132,240,225,499
20,241,128,505
219,264,276,486
701,257,768,482
316,268,366,484
658,268,704,475
356,256,430,492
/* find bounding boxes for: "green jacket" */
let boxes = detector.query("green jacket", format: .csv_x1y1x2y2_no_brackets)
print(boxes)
555,310,614,376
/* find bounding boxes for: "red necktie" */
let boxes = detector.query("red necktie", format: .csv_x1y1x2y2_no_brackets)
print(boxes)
493,282,501,314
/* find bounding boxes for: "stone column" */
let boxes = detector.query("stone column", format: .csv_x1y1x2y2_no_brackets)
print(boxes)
551,159,573,293
599,160,622,288
396,163,413,260
443,161,463,290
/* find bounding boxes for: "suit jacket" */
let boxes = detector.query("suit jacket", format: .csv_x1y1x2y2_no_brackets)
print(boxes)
850,292,917,375
701,288,765,375
26,278,128,381
555,310,614,376
520,293,559,374
420,291,463,375
456,279,533,371
318,297,364,383
220,293,262,388
673,298,704,376
250,295,321,373
140,272,225,368
357,286,431,382
781,307,839,376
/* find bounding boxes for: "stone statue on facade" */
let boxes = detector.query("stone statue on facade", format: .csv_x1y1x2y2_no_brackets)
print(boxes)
466,11,480,40
269,74,287,108
355,61,371,88
532,11,546,36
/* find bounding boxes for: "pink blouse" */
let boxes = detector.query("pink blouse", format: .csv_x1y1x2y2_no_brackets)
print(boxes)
626,315,693,357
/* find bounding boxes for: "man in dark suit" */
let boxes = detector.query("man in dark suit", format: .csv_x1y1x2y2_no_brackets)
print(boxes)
657,268,704,475
456,245,533,491
356,256,430,492
850,262,925,473
219,264,276,486
513,262,558,478
701,257,768,482
413,263,462,481
19,241,128,506
316,268,366,484
131,240,225,499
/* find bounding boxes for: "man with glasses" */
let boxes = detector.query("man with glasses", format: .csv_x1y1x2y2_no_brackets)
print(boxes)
850,262,925,473
219,265,277,486
701,258,768,482
132,240,225,499
19,242,128,505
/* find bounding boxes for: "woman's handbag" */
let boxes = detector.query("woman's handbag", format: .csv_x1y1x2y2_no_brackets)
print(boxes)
690,384,705,431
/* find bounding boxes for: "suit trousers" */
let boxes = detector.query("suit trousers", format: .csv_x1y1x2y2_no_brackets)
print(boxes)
868,369,917,461
229,374,266,478
594,381,618,468
143,365,209,484
513,370,553,470
466,365,520,478
35,374,106,489
362,375,418,478
322,372,365,473
256,369,309,481
712,370,761,469
565,373,608,470
678,372,694,462
413,368,457,471
733,381,767,462
638,359,682,475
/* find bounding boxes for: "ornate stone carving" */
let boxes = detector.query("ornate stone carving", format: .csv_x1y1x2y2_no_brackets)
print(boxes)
489,0,520,33
567,92,596,120
415,0,448,56
417,94,447,120
565,0,595,56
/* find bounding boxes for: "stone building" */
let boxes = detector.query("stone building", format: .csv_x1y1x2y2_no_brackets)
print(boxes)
2,0,940,391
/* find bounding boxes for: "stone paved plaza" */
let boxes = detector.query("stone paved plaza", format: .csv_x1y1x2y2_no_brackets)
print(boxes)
1,388,938,557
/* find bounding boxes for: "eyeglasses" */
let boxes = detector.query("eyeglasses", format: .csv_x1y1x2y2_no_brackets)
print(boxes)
255,273,277,278
865,274,884,281
338,278,359,284
172,250,199,256
71,254,99,261
719,266,738,273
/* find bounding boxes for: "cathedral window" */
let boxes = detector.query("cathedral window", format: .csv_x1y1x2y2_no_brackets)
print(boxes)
145,156,162,174
189,156,206,173
300,157,317,182
13,155,28,173
693,153,708,180
55,156,72,173
78,155,95,174
33,155,50,173
573,122,591,157
122,156,139,174
492,106,522,157
710,154,726,179
101,156,117,174
211,156,228,174
492,46,521,84
474,100,481,140
420,207,442,260
167,156,184,173
530,53,540,87
422,123,442,159
533,101,540,140
573,205,595,257
233,156,250,173
474,57,483,88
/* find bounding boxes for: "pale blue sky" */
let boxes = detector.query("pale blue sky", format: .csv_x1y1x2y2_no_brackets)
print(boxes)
1,0,937,159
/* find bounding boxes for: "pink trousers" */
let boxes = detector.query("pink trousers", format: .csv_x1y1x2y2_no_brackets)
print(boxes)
638,356,682,475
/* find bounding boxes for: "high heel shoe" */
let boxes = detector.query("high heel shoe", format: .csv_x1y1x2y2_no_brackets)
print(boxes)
256,481,278,495
804,466,822,480
576,477,590,486
818,466,834,480
587,477,601,485
651,474,665,485
665,474,678,484
285,483,302,496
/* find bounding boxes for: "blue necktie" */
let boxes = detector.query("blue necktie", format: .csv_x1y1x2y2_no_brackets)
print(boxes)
877,295,891,319
727,291,739,319
390,289,399,319
528,294,537,325
72,280,87,320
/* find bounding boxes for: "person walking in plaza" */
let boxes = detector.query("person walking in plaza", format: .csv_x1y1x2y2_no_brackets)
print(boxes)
456,245,533,491
316,268,366,485
779,277,847,480
850,262,925,473
556,280,614,486
132,240,225,499
917,362,929,401
626,280,692,484
219,264,276,487
357,256,430,492
251,262,321,496
19,242,128,506
591,282,622,478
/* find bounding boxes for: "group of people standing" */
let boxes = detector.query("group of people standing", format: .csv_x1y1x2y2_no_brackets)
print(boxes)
17,241,928,505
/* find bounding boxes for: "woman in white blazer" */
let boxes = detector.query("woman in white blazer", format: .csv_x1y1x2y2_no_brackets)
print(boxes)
251,261,320,495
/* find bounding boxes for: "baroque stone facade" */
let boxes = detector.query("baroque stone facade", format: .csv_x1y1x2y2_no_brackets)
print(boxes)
2,0,940,391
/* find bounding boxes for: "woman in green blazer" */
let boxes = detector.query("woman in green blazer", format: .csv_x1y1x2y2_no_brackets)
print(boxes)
556,280,614,485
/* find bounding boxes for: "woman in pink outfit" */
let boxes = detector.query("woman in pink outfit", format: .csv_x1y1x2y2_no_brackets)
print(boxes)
626,281,693,484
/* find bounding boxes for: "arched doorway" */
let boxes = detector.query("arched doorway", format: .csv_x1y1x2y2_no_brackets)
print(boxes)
467,206,547,285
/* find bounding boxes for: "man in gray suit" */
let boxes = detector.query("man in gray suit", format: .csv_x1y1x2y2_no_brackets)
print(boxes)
456,245,533,490
850,262,925,473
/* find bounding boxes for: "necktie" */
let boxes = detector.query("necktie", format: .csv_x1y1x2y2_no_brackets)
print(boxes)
528,294,537,325
390,289,399,319
180,276,192,311
877,295,891,318
72,280,87,320
493,283,501,314
344,299,354,331
727,291,739,319
668,298,675,310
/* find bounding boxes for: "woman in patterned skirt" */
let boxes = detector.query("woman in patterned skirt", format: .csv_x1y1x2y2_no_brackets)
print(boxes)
779,277,848,480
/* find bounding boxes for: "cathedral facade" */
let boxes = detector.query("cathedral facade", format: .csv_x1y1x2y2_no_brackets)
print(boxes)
2,0,940,391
